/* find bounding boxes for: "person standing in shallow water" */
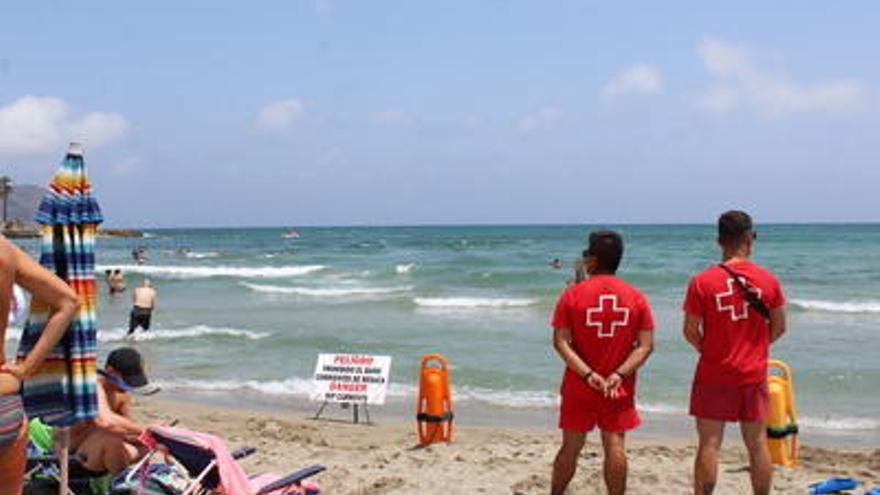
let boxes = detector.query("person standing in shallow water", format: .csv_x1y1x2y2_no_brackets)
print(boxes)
107,269,126,295
127,279,157,335
549,231,655,495
682,210,787,495
0,235,80,495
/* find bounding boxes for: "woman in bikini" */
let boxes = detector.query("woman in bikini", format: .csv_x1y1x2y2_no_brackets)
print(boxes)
0,236,80,495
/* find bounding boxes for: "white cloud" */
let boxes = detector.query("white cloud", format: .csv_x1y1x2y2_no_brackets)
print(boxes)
255,99,304,132
518,106,562,132
370,109,411,126
697,38,869,116
604,64,664,97
0,95,129,156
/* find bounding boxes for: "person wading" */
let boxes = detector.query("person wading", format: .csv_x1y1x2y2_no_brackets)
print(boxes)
127,279,157,335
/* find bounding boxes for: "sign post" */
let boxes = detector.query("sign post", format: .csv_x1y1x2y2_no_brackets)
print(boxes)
311,353,392,424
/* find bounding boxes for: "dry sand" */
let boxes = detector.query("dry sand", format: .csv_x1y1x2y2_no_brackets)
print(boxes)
135,398,879,494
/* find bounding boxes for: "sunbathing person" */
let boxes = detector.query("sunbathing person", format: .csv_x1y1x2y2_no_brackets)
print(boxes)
69,347,154,475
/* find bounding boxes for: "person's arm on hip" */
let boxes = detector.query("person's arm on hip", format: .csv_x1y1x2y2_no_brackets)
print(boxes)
0,239,79,380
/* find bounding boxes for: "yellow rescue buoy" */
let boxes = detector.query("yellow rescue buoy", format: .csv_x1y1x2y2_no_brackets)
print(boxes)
416,353,453,445
767,359,799,467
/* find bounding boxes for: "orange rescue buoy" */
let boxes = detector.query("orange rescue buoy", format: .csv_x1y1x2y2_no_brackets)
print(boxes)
767,359,799,467
416,353,454,445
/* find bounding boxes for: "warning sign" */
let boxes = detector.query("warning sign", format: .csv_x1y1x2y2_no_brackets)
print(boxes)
311,354,392,405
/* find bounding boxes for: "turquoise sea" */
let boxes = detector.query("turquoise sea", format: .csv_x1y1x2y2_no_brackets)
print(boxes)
7,224,880,446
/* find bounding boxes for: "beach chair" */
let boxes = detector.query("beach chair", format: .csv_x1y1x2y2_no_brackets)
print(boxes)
117,425,324,495
24,418,112,495
24,432,253,495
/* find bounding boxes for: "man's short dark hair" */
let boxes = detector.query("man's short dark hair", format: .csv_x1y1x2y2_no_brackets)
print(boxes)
718,210,754,247
584,230,624,273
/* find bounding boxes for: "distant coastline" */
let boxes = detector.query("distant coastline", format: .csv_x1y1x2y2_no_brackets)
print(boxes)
0,183,143,238
2,227,143,239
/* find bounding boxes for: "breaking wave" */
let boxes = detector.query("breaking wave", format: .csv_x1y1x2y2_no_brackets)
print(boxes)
155,377,880,433
799,415,879,431
185,251,220,259
98,264,325,279
241,282,412,297
100,325,270,342
790,299,880,314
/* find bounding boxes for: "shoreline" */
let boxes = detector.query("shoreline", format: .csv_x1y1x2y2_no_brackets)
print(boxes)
134,396,879,495
155,388,877,449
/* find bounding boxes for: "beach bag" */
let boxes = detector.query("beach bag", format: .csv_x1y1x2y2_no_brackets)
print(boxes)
110,463,191,495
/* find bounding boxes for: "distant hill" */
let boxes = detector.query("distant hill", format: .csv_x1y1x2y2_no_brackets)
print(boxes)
4,184,46,225
1,184,140,238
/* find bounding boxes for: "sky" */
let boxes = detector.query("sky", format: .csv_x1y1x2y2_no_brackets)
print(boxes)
1,1,879,227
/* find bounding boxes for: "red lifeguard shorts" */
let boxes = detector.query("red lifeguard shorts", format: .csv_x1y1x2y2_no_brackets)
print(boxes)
559,379,641,433
689,381,769,422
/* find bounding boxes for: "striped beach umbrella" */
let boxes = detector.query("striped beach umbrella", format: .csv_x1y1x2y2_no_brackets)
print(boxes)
17,142,103,426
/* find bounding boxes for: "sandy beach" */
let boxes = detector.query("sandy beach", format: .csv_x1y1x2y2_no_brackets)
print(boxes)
134,397,879,494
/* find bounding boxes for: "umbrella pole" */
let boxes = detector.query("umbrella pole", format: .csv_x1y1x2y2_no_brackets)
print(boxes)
55,426,70,495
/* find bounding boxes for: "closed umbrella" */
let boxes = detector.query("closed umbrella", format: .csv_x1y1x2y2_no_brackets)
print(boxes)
16,142,103,493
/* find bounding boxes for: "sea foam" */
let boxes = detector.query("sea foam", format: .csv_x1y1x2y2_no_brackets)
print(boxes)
154,377,880,433
158,377,417,399
185,251,220,259
98,264,325,279
241,282,412,297
790,299,880,314
800,415,879,431
100,325,270,342
157,376,316,397
395,263,415,274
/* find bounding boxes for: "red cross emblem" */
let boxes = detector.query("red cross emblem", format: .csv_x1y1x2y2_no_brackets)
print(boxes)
585,294,630,338
715,277,762,321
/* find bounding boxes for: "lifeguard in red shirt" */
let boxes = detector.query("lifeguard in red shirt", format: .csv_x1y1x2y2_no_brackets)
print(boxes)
683,211,787,495
550,231,654,495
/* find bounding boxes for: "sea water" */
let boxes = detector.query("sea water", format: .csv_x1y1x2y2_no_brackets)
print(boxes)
7,224,879,446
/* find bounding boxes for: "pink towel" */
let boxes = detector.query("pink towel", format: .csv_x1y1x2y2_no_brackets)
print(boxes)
141,426,254,495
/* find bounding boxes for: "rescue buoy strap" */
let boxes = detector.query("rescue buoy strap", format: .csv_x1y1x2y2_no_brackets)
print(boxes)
417,412,454,423
766,424,799,439
717,263,771,319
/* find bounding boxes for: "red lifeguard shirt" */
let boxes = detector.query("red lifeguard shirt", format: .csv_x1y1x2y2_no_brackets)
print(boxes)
683,260,785,386
552,275,654,402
